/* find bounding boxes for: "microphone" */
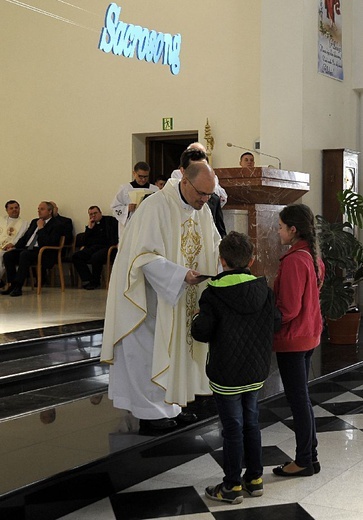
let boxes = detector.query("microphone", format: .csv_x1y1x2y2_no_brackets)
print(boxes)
226,142,282,169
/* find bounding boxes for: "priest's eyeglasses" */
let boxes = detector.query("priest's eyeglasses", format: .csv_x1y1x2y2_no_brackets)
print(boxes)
186,177,213,198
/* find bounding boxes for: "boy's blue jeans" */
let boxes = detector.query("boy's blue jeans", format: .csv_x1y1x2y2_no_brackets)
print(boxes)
214,390,263,488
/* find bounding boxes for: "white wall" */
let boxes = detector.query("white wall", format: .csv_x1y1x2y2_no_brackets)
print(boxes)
0,0,261,233
352,0,363,90
1,0,361,232
260,0,360,216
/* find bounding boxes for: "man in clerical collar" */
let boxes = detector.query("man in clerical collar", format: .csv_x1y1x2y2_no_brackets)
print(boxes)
111,161,159,237
72,206,118,290
0,200,29,288
101,161,221,434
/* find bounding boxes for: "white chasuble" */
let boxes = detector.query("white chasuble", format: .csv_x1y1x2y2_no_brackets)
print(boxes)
0,216,29,277
101,178,220,417
0,216,28,249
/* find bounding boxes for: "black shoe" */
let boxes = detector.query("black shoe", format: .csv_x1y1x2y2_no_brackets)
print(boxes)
205,483,243,504
313,461,321,474
139,418,178,435
278,459,320,475
273,462,314,477
1,285,14,295
9,287,22,297
175,412,198,424
0,280,5,289
85,283,100,290
241,476,264,496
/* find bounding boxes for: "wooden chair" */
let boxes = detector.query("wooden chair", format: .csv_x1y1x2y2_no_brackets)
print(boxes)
29,236,65,295
61,234,77,286
73,234,118,289
106,244,118,288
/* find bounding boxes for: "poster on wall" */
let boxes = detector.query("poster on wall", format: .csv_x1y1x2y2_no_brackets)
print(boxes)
318,0,343,81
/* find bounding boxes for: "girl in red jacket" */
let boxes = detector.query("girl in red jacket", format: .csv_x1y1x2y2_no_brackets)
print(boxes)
273,204,325,477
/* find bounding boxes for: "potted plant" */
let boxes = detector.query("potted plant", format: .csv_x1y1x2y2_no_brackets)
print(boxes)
316,189,363,344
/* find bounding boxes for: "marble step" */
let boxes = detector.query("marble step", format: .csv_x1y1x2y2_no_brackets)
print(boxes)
0,365,109,422
0,331,109,421
0,332,103,383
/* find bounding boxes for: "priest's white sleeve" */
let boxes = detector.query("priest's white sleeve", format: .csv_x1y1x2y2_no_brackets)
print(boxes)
111,184,131,227
214,177,228,207
142,258,188,307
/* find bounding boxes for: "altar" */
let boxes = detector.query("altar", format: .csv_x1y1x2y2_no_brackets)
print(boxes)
214,167,310,285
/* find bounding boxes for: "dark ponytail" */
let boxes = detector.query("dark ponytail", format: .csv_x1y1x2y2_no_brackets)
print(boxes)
279,204,321,286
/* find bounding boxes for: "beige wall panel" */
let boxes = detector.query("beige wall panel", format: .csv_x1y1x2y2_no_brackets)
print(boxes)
0,0,261,232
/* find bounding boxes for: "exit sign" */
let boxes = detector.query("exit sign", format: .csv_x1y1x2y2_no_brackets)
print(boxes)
163,118,173,130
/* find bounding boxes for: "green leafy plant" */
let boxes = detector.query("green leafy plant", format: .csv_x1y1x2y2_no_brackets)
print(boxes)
338,189,363,229
316,207,363,320
338,189,363,282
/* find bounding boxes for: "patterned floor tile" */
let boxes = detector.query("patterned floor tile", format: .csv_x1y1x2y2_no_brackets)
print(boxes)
211,502,314,519
110,486,209,519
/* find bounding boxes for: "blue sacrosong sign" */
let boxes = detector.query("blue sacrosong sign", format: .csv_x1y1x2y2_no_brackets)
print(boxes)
98,3,182,75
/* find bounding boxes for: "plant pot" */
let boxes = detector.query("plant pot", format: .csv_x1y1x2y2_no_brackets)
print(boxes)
326,311,361,345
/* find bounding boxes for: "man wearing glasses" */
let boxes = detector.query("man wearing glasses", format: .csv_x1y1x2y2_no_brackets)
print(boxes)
102,161,221,434
72,206,118,290
172,148,227,237
111,161,159,236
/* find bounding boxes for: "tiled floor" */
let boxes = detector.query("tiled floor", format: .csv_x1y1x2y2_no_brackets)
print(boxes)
56,365,363,520
1,287,363,519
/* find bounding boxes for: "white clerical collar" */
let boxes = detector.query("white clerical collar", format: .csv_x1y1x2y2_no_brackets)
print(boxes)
176,180,193,210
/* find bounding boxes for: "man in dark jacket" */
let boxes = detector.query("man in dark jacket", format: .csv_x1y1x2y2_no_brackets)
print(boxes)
191,231,281,505
50,201,73,245
1,201,64,297
72,206,118,290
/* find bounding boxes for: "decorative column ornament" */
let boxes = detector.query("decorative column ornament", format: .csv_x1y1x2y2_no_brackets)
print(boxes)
204,118,214,165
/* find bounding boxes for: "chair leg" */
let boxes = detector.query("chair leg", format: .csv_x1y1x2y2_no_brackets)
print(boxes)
58,261,65,292
37,261,42,295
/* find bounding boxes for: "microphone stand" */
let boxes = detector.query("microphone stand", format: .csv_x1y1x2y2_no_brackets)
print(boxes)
226,142,282,169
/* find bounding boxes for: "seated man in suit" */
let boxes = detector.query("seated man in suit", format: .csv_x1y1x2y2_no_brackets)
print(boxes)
72,206,118,290
1,201,65,297
50,201,73,245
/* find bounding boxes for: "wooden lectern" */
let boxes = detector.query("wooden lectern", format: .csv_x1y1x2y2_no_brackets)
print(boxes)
214,167,310,285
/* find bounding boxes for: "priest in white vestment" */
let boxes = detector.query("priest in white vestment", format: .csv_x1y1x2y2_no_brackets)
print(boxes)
0,200,28,284
101,162,221,432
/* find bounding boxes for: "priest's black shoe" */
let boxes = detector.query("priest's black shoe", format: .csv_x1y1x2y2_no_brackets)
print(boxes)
10,287,22,297
139,418,177,435
175,412,198,424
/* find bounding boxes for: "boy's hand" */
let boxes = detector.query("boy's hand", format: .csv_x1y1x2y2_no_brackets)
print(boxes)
185,270,202,285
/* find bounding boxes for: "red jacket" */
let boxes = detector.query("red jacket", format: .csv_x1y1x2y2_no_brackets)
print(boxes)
273,240,325,352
